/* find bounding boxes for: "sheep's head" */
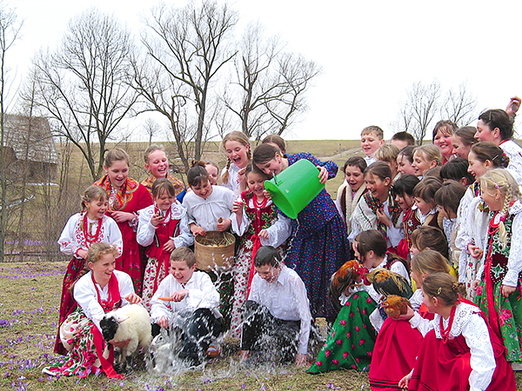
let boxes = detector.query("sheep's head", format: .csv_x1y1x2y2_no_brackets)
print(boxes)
100,316,119,341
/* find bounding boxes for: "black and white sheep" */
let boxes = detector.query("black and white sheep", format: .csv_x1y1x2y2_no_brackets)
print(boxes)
100,304,152,373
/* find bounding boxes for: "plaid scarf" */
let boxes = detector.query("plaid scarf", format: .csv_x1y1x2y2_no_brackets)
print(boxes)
363,192,402,238
94,175,139,211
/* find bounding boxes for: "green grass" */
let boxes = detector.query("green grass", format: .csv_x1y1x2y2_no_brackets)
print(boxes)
0,262,372,390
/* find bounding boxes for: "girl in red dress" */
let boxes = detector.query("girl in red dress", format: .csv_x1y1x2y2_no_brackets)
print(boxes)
399,273,515,391
54,185,122,354
229,164,291,338
94,148,153,295
137,178,193,310
141,145,185,198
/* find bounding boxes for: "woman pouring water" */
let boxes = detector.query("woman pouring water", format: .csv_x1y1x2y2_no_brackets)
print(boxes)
253,144,350,320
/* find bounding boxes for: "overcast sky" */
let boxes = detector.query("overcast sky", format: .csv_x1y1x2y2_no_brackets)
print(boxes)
9,0,522,141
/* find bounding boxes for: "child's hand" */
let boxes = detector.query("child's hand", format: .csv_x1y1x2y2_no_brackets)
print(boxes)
170,289,189,302
217,218,231,232
158,316,168,329
258,229,269,240
376,208,392,227
467,243,483,259
295,353,308,366
317,166,328,184
398,371,413,389
76,248,88,259
262,190,272,200
472,280,480,291
109,211,134,223
124,293,142,304
238,167,247,192
233,200,244,214
502,284,516,297
191,225,206,236
151,213,165,227
163,239,175,253
506,96,521,116
396,306,414,321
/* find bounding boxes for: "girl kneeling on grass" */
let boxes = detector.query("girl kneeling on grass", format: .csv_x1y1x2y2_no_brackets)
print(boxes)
399,273,515,391
55,185,123,355
44,243,142,379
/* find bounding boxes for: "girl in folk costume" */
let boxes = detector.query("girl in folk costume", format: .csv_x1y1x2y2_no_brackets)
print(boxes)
396,145,416,176
451,126,478,159
434,181,467,269
253,144,350,319
221,131,251,196
392,174,420,260
307,259,377,374
335,156,367,235
229,164,292,338
94,148,153,295
182,163,236,326
141,145,185,199
474,169,522,366
137,178,193,310
411,144,442,178
54,186,123,355
353,230,410,332
432,120,457,165
369,249,449,390
350,161,403,250
456,142,509,299
44,243,142,379
399,273,516,391
475,108,522,186
412,176,443,230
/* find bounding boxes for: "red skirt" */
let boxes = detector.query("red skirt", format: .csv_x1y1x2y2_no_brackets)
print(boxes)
369,318,423,390
409,329,515,391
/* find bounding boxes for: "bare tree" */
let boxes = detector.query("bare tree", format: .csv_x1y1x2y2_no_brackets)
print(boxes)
224,23,320,140
134,1,237,170
395,80,441,144
33,8,138,180
0,3,22,262
440,83,478,127
143,118,162,146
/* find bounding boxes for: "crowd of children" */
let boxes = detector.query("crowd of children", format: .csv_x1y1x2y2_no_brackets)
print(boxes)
47,99,522,390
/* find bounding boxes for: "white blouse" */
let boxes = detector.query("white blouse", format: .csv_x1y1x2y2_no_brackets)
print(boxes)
350,197,404,247
476,200,522,287
182,186,236,231
150,272,221,324
501,139,522,186
220,164,242,196
409,302,496,391
136,203,194,249
58,213,123,258
73,270,134,332
231,198,292,248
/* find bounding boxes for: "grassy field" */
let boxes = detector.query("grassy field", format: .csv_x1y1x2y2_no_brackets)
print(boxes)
0,262,371,390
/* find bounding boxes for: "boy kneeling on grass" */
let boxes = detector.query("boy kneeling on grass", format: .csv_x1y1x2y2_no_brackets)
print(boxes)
150,247,222,366
240,246,311,366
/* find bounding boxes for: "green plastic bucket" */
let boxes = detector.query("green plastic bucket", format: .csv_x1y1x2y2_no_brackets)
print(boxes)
264,159,325,219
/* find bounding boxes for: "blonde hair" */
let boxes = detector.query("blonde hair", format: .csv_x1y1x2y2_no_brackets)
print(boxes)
361,125,384,140
104,148,130,168
221,131,251,184
413,144,442,166
411,249,450,278
143,144,166,164
71,242,118,293
480,168,521,248
81,185,108,211
375,143,400,164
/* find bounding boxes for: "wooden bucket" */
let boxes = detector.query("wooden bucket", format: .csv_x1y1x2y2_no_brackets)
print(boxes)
194,231,235,271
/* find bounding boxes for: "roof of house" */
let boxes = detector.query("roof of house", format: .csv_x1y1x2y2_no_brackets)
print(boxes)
2,114,60,164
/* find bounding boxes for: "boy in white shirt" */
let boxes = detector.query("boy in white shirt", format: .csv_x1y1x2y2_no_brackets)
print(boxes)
240,246,311,366
150,247,221,366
